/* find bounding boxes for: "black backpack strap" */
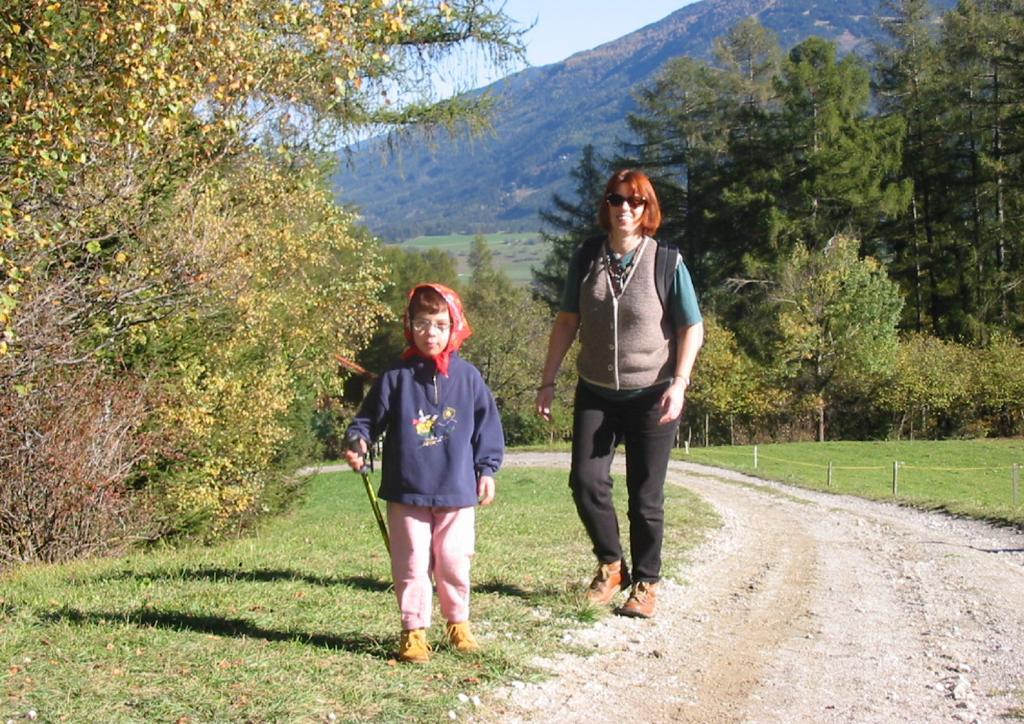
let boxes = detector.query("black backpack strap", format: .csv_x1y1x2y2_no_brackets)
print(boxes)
576,235,678,311
653,239,680,311
574,235,606,302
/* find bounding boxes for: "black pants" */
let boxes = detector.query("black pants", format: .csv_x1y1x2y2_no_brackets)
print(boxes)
569,380,679,583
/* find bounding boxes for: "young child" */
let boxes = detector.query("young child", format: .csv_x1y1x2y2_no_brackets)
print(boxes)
344,283,504,664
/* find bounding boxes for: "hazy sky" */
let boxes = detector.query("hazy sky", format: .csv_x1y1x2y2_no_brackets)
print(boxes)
503,0,701,67
437,0,701,93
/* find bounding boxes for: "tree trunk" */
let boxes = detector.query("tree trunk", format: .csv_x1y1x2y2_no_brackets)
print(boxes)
992,62,1008,324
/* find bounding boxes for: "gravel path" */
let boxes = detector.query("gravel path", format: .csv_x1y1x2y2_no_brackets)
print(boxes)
481,451,1024,723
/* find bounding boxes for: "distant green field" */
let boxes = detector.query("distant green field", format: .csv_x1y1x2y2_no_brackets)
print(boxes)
393,232,546,284
677,439,1024,525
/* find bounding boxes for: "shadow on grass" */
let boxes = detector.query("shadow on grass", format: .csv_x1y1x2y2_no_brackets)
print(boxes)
42,606,393,658
475,580,529,598
89,567,392,592
474,578,566,600
341,574,393,592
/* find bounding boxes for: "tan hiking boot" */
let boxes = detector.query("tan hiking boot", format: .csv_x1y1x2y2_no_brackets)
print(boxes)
398,628,430,664
585,560,631,605
445,621,480,653
617,581,657,618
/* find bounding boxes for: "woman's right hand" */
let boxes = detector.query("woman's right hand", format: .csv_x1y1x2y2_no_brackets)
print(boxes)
344,437,367,472
535,385,555,422
535,312,579,423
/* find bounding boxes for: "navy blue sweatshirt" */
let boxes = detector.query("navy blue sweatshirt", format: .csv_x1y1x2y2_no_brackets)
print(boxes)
346,352,504,507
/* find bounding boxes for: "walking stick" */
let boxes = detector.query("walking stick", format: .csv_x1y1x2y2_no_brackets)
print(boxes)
360,467,390,555
348,435,390,555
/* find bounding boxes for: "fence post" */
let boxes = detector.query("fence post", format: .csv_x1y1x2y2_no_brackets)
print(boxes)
827,461,833,488
892,460,899,496
753,445,758,470
1014,463,1020,507
684,440,690,455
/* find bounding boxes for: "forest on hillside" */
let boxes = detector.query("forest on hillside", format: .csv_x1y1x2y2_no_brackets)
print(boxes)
533,5,1024,446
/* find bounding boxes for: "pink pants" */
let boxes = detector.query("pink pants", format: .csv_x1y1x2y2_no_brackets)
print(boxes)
387,502,476,631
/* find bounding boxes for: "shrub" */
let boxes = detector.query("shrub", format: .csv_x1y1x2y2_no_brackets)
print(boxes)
0,367,154,569
500,409,554,447
973,332,1024,437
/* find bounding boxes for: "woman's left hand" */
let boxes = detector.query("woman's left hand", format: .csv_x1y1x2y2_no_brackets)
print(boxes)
657,380,687,425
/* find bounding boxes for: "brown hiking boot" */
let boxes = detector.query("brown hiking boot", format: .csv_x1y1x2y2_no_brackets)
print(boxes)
585,560,631,605
398,628,430,664
616,581,657,618
445,621,480,653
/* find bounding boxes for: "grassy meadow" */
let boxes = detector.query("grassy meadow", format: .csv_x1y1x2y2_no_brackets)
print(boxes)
0,467,716,722
395,232,545,284
5,440,1022,721
677,438,1024,525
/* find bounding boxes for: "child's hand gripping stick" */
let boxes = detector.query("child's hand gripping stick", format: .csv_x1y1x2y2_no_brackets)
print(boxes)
346,433,389,554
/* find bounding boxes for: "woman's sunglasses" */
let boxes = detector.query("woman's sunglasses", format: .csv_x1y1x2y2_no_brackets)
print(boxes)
606,193,647,208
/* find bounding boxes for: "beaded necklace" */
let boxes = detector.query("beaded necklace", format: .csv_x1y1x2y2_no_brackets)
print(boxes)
604,238,647,297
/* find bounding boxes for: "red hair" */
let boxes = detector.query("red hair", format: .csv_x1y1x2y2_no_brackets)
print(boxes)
597,169,662,237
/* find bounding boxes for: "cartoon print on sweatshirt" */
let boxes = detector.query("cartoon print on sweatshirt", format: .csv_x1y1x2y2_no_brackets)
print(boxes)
412,406,458,446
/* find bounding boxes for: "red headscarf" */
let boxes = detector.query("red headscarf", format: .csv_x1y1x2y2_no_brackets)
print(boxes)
400,283,472,376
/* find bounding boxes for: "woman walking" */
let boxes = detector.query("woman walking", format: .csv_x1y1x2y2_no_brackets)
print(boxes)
535,169,704,618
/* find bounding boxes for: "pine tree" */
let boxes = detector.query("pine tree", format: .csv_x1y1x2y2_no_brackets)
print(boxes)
708,20,784,278
627,54,734,284
874,0,946,333
768,38,910,251
625,21,785,361
532,145,607,309
937,0,1024,338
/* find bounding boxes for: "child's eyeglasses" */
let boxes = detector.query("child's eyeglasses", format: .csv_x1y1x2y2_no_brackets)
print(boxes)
411,319,451,333
606,193,646,208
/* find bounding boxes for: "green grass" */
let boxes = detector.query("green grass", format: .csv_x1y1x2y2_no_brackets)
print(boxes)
676,439,1024,526
395,232,544,284
0,467,717,722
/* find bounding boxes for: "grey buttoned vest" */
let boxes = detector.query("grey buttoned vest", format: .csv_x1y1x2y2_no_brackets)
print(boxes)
577,238,675,390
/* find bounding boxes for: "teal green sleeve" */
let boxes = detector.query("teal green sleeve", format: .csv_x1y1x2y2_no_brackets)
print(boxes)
670,258,703,329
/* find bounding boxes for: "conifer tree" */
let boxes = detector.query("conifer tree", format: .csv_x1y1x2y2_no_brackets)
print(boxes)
874,0,946,332
708,20,783,280
533,145,607,309
627,55,733,284
768,38,910,252
937,0,1024,338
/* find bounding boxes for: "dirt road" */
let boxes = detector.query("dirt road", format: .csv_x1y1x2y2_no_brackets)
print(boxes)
485,452,1024,723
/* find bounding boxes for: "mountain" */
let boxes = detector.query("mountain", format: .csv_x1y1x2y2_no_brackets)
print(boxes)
333,0,949,242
